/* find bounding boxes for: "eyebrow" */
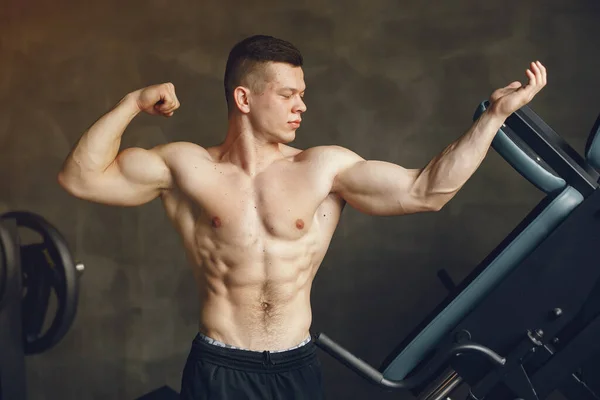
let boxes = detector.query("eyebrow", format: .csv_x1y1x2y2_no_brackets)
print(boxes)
280,87,306,93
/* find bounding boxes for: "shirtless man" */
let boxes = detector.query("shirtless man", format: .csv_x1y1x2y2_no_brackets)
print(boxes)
57,35,547,399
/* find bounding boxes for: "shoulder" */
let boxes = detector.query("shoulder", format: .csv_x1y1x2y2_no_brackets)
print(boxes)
152,141,212,162
294,145,365,169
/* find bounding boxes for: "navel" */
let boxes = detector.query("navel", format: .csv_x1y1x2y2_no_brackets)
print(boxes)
211,216,222,228
295,219,305,230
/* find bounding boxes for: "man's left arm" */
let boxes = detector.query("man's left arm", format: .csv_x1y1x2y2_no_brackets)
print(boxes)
332,61,547,216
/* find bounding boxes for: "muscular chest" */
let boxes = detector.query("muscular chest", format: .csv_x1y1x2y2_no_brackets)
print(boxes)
178,161,333,240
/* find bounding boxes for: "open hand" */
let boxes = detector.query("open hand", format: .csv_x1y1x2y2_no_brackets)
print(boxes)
489,61,547,118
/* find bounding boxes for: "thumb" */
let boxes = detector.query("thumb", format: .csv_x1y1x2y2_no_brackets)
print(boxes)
490,82,522,102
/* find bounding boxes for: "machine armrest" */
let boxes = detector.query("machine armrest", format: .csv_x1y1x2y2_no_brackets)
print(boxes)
474,101,598,197
474,102,565,195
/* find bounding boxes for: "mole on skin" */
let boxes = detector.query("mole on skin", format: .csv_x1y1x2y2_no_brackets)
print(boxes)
212,216,222,228
295,219,304,230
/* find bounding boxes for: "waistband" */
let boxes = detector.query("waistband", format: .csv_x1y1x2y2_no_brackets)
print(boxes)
197,332,312,353
189,333,318,373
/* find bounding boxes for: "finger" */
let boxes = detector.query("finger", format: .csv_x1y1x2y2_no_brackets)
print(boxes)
166,83,177,99
170,94,180,110
493,84,519,99
530,62,539,77
164,87,179,110
533,61,547,87
163,82,175,93
525,69,536,88
164,100,176,111
531,62,543,85
162,100,178,114
156,101,171,112
169,87,180,109
536,61,547,85
160,95,176,110
159,83,175,105
507,81,522,89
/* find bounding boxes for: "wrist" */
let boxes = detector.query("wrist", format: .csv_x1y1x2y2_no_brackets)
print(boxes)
485,102,510,121
120,91,143,118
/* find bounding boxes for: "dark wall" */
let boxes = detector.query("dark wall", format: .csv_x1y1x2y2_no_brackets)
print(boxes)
1,0,599,398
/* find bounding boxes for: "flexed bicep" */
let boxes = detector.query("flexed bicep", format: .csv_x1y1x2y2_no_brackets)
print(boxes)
57,83,182,206
59,145,173,206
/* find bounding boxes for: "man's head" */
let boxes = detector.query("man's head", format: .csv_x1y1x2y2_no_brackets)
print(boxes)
224,35,307,142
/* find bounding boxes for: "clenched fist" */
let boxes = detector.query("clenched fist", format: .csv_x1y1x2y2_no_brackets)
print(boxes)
133,82,180,117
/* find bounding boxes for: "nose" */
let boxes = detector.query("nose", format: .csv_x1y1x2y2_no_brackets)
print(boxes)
294,96,307,114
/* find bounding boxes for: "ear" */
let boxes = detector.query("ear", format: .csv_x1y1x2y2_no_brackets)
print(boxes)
233,86,251,114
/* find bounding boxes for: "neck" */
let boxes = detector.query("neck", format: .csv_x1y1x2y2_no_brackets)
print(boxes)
220,115,283,175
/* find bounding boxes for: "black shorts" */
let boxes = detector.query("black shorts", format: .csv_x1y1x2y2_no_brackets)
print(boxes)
180,333,324,400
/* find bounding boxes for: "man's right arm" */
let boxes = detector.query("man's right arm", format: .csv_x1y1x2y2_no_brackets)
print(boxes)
58,83,180,206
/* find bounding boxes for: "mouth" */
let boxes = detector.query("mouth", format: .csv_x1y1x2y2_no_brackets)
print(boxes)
288,120,301,128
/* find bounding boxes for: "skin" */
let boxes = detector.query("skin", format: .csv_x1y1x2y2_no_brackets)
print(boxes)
58,60,547,351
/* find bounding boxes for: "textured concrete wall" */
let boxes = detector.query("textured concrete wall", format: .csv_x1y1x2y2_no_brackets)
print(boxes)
1,0,599,398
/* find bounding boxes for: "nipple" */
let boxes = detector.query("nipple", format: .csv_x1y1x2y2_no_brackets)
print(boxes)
212,216,222,228
295,219,304,230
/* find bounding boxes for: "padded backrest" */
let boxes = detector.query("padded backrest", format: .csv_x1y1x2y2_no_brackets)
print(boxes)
584,113,600,170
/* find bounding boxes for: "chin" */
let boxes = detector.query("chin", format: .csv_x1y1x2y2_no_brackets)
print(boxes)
271,131,296,144
282,132,296,143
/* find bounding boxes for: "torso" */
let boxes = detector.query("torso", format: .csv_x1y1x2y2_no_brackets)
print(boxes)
159,142,345,350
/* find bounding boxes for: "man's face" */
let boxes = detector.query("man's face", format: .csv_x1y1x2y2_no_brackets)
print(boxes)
248,62,307,143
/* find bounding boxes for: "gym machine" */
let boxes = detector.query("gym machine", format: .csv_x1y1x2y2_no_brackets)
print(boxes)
315,102,600,399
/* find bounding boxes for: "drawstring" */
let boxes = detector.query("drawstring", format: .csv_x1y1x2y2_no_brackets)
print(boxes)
263,350,274,366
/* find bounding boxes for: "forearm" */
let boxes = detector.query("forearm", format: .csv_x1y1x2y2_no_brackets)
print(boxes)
59,92,141,180
418,108,507,206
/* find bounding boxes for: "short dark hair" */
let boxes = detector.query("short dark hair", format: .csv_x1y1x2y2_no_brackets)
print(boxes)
224,35,303,112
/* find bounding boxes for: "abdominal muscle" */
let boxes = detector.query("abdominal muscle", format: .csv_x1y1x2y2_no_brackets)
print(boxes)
184,218,324,352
